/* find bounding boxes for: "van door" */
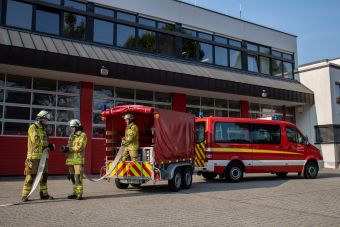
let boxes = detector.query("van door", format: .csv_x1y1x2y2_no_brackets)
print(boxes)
251,123,285,173
213,122,252,172
194,121,206,167
284,126,306,172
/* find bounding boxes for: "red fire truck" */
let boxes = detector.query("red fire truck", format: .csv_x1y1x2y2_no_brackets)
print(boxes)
100,105,195,192
194,117,324,182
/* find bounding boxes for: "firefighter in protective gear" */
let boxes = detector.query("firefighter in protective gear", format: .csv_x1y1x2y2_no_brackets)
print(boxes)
121,113,139,161
21,110,55,202
60,119,87,200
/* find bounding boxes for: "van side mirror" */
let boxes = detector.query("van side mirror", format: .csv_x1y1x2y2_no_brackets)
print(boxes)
304,136,310,146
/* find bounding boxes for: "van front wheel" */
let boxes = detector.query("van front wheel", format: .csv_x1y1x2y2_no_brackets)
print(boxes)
225,163,243,183
304,161,319,179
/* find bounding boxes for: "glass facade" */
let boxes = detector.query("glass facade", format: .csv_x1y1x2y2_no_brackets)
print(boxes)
93,19,114,45
1,0,296,80
63,13,86,40
36,9,60,35
0,74,80,136
93,85,171,138
186,96,240,117
6,0,32,29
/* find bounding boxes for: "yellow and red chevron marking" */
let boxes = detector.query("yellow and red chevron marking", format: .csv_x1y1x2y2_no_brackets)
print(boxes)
194,140,206,167
108,161,153,177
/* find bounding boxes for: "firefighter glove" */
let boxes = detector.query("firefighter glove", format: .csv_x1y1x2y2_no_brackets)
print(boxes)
60,146,70,153
47,143,55,151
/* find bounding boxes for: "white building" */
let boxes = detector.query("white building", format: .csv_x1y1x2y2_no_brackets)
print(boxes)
298,58,340,168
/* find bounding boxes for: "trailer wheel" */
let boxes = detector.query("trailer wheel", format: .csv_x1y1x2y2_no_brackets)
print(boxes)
225,162,243,183
168,168,182,192
304,161,319,179
202,172,217,180
131,183,141,188
275,172,288,178
114,179,129,189
181,168,192,189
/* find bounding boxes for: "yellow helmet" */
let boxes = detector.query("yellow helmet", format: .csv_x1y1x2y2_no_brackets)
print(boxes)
36,110,51,121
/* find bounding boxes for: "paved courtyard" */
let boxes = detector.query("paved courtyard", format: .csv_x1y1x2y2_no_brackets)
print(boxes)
1,169,340,227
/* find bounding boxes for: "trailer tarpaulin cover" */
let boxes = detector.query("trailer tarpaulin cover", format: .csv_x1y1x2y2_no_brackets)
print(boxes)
154,108,195,163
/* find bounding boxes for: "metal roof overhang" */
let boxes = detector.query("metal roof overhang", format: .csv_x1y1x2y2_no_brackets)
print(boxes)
0,27,314,105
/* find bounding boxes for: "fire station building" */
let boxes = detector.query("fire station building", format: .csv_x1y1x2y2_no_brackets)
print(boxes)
0,0,313,175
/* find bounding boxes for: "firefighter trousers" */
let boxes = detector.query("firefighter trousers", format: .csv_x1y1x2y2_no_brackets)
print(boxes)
22,159,49,197
121,149,138,161
68,165,83,197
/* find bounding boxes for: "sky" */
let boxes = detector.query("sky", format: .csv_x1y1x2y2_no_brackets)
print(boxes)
180,0,340,65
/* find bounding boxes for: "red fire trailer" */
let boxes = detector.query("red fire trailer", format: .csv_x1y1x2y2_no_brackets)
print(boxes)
100,105,195,192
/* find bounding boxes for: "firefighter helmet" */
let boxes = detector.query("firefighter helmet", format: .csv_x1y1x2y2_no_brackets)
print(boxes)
123,113,134,121
36,110,51,121
69,119,81,127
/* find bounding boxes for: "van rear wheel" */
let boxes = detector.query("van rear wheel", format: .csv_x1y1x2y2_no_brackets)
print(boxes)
202,172,217,180
225,163,243,183
304,161,319,179
276,172,288,178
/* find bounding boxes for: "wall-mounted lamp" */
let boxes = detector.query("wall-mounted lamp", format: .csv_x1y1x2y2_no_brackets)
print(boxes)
100,66,109,76
261,89,268,98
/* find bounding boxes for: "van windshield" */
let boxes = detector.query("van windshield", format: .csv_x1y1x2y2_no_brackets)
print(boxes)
195,122,205,143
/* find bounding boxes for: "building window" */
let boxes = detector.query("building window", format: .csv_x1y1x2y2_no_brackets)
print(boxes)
36,9,60,35
64,0,86,11
230,49,242,69
181,28,197,37
0,74,79,137
93,19,114,45
186,96,240,117
138,29,156,53
229,39,241,48
181,38,197,60
40,0,61,5
214,36,228,45
247,55,258,72
116,24,136,49
246,43,258,52
259,56,270,75
259,46,270,55
198,43,213,64
94,6,114,17
272,59,283,77
336,83,340,104
250,103,283,120
63,13,86,40
158,22,175,31
215,46,228,67
117,11,136,22
198,32,212,41
6,0,32,29
283,62,293,79
93,85,171,138
159,33,175,56
139,17,156,27
315,125,340,144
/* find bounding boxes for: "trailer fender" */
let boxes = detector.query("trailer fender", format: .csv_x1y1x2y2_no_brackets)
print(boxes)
165,163,192,180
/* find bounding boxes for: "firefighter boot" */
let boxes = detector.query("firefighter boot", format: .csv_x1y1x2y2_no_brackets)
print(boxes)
40,191,54,200
67,174,77,199
21,196,29,202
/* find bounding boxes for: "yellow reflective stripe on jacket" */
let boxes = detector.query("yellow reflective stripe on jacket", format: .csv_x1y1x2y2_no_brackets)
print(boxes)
27,123,48,160
66,131,87,165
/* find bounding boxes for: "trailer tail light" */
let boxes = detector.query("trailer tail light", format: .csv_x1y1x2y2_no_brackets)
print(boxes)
154,169,160,180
